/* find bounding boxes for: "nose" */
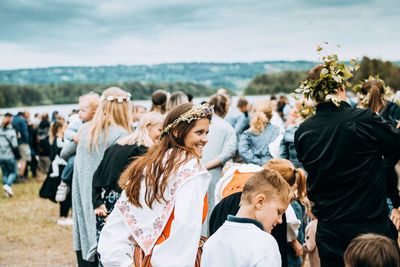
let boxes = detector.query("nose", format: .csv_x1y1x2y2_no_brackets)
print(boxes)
201,134,208,144
277,215,283,224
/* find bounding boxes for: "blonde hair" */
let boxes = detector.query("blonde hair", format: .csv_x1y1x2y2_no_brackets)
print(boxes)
88,87,132,152
79,92,100,111
250,100,272,134
264,158,308,207
240,169,292,207
119,112,164,147
166,91,189,112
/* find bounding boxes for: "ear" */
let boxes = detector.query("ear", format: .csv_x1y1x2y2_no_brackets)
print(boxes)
172,129,178,138
254,193,266,210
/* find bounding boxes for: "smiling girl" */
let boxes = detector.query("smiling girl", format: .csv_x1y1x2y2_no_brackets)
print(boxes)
98,103,213,267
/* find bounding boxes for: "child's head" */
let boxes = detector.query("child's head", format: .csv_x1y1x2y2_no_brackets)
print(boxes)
239,169,292,233
344,233,400,267
263,158,308,206
250,100,272,134
78,92,100,122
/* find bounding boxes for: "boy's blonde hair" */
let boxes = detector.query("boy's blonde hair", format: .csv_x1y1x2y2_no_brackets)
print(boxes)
344,233,400,267
240,169,292,206
119,112,164,147
250,100,272,134
88,87,132,152
79,92,100,111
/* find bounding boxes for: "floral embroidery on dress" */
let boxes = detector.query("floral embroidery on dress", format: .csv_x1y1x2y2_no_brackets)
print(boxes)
116,158,208,256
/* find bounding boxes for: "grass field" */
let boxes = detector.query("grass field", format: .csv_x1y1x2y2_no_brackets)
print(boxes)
0,178,75,266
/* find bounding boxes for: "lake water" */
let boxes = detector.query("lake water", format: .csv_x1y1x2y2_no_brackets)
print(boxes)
0,95,273,120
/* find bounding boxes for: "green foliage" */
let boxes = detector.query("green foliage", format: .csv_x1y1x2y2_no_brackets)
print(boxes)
243,70,308,95
0,82,231,108
352,57,400,91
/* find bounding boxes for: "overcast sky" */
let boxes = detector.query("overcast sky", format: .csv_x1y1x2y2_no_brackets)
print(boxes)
0,0,399,69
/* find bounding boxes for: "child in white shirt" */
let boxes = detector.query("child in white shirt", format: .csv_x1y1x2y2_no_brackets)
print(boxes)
201,168,293,267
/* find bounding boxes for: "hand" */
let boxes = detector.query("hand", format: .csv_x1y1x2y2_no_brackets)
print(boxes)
291,239,304,257
94,204,108,217
72,133,79,143
390,208,400,230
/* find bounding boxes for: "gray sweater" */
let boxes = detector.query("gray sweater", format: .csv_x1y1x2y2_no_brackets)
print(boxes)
72,123,128,261
0,127,18,159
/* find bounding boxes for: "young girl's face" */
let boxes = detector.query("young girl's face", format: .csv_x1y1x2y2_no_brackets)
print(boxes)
79,102,95,122
255,196,288,233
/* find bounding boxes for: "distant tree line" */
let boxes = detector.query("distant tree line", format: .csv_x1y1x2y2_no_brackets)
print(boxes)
243,57,400,95
0,82,231,108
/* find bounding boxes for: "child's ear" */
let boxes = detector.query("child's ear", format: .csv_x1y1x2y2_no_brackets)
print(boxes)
254,193,266,210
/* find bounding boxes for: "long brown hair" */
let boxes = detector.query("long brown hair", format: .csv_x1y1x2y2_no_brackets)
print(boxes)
361,79,385,113
119,103,212,208
208,93,229,118
264,158,308,207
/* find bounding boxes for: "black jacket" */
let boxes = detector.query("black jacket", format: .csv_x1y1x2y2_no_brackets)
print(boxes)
295,101,400,223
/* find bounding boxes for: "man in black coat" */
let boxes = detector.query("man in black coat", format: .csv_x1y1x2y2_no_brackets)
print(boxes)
295,65,400,267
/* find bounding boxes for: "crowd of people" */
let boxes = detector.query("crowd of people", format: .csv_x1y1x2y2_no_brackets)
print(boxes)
1,57,400,267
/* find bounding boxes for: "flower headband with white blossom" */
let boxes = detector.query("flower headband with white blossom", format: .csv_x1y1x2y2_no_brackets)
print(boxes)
159,104,214,139
100,93,131,103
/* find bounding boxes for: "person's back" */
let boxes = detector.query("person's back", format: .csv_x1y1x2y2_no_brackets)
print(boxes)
295,102,400,222
202,216,281,267
12,113,29,144
294,57,400,267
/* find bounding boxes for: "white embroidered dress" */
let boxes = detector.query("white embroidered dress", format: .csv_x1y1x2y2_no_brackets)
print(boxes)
98,156,211,267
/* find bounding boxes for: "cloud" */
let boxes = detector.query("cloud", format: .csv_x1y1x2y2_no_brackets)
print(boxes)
0,0,399,69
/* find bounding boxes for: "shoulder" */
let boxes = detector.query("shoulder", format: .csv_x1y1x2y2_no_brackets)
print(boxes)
108,125,128,135
176,157,210,189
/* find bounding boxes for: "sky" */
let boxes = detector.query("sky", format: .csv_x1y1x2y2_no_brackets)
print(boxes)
0,0,399,69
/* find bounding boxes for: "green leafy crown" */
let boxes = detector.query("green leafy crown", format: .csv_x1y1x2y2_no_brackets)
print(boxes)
295,42,359,106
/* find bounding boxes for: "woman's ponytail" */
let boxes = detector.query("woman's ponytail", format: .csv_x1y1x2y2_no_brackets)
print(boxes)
295,168,308,207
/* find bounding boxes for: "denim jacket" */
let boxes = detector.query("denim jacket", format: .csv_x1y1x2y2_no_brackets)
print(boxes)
238,123,280,165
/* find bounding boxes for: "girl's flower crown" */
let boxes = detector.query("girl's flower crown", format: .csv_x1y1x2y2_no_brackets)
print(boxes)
295,99,316,120
295,43,359,107
352,75,392,108
100,93,131,103
159,104,214,139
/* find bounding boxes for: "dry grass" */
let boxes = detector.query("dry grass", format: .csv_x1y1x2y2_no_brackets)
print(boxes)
0,178,75,266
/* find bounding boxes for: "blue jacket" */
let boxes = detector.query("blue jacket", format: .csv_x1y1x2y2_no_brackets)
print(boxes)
238,123,280,165
279,125,302,168
11,115,29,144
